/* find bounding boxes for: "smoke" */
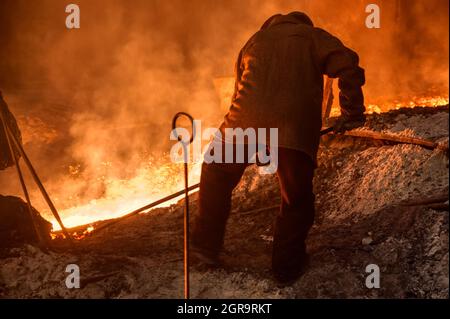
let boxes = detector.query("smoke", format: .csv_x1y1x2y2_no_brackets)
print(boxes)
0,0,448,223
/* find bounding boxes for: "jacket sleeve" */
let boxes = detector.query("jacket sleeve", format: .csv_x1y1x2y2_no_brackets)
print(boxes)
312,28,366,119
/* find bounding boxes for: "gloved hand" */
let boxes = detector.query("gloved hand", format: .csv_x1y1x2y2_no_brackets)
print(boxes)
333,114,366,133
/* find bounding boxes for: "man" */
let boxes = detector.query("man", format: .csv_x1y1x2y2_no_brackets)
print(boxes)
191,12,366,284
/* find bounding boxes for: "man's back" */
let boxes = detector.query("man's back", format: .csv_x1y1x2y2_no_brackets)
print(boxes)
221,13,365,161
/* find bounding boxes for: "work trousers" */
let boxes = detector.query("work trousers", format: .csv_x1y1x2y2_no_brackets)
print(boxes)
191,143,315,275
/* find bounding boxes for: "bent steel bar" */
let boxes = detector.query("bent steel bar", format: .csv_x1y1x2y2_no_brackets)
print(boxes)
172,111,196,300
93,183,201,234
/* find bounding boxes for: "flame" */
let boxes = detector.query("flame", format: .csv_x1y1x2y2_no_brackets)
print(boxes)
49,161,202,231
330,95,449,117
214,76,449,116
50,225,95,240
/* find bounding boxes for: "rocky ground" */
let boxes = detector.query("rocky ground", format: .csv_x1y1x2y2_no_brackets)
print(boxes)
0,105,448,299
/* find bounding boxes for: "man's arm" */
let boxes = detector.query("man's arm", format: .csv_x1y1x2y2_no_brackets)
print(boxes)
313,28,366,128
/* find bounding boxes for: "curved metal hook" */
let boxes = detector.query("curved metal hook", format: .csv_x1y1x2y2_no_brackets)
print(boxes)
172,112,195,145
171,111,195,299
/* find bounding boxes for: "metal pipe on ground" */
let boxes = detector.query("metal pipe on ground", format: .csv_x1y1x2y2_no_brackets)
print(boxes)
92,183,201,234
341,130,448,152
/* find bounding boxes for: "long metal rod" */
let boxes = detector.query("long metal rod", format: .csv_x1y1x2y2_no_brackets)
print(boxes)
171,111,195,300
342,129,442,150
92,183,200,233
1,111,46,248
183,159,190,299
5,124,73,242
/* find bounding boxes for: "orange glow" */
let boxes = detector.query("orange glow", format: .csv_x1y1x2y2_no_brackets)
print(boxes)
330,95,449,117
50,162,202,232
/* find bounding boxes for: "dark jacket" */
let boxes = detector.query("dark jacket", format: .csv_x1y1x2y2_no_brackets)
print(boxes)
220,13,365,160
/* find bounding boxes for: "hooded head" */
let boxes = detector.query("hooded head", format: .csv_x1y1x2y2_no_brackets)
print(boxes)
260,11,314,30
